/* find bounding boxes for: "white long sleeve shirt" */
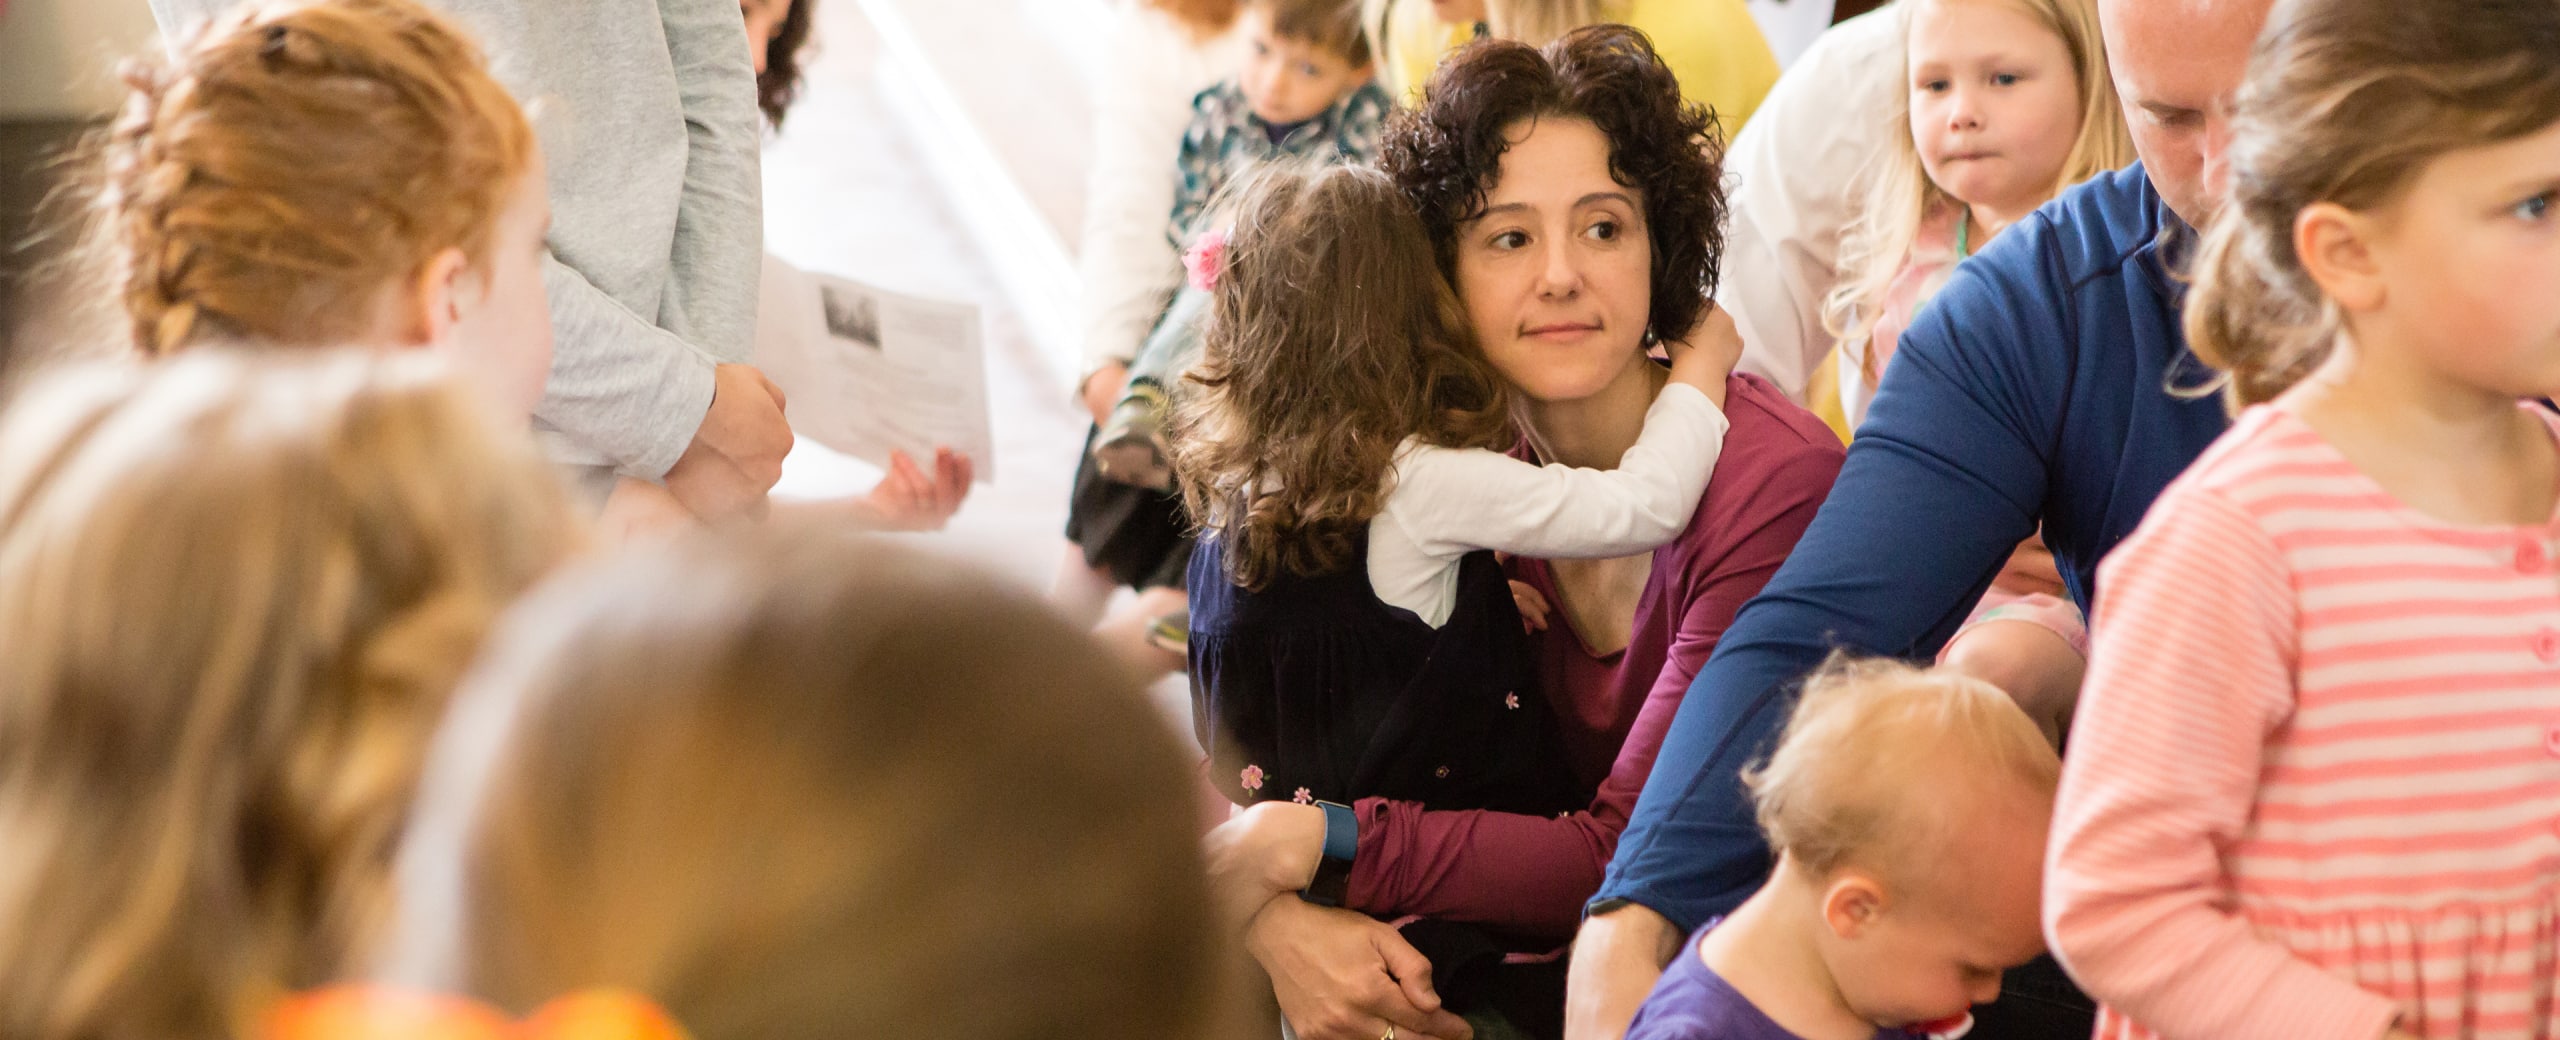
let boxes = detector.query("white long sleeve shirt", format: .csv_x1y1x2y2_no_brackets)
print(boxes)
1716,5,1904,404
1367,382,1727,627
1074,4,1242,383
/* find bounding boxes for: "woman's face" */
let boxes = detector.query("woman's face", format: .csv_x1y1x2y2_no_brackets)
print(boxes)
1451,116,1655,404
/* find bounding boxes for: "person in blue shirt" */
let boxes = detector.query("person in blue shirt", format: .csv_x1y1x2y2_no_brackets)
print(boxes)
1563,1,2281,1038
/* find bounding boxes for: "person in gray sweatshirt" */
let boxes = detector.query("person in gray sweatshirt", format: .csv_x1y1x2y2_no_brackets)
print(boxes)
146,0,794,519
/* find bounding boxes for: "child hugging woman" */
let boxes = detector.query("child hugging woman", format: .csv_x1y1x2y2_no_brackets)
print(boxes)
1818,0,2132,746
1173,162,1735,840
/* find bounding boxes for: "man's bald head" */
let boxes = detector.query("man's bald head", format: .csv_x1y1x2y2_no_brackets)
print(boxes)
2098,0,2277,226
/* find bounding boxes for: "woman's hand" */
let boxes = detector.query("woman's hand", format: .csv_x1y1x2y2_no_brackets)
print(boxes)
1203,801,1328,927
1659,304,1741,409
1248,897,1475,1040
841,448,972,531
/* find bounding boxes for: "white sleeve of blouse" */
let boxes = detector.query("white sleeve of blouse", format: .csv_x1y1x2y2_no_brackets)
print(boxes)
1367,382,1728,626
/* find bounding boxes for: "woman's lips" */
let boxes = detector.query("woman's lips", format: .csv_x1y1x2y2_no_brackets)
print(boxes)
1523,322,1602,342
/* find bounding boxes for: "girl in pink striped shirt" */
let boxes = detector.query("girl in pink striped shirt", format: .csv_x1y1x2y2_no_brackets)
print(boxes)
2042,1,2560,1038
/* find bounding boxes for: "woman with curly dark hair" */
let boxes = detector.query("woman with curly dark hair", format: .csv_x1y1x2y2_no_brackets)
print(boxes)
1198,26,1844,1040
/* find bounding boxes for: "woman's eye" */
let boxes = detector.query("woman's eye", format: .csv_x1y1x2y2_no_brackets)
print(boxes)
2515,192,2555,222
1920,79,1950,93
1587,220,1620,241
1992,72,2020,86
1300,63,1321,77
1487,230,1529,250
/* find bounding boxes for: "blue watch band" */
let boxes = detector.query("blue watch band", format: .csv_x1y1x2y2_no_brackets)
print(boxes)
1302,800,1357,907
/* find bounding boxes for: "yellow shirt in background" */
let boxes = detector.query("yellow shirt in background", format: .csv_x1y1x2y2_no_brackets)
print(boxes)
1382,0,1781,143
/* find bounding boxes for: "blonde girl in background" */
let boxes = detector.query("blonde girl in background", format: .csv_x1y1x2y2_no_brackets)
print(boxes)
0,352,579,1040
1817,0,2131,745
1365,0,1780,143
354,527,1240,1039
2046,0,2560,1035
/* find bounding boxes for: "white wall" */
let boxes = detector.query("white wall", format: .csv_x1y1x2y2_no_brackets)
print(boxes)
0,0,161,120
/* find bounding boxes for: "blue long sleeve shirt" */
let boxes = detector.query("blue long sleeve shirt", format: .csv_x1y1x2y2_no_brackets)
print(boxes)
1596,164,2233,929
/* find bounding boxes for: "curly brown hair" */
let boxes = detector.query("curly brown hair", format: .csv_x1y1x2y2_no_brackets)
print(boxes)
1380,24,1727,345
1170,164,1513,591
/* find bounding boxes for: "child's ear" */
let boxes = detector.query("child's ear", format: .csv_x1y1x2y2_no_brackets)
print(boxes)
2294,200,2387,314
1821,873,1889,939
405,246,476,349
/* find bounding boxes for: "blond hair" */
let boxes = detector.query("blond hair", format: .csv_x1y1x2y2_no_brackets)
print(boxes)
2185,0,2560,409
1823,0,2132,351
392,527,1237,1039
1746,656,2059,886
0,350,577,1040
99,0,535,356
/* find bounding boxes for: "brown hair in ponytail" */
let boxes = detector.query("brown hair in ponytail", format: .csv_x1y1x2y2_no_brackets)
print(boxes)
2184,0,2560,410
0,350,577,1039
100,0,535,357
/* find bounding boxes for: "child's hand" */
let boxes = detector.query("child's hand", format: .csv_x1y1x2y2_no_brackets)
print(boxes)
1080,361,1130,428
1660,303,1741,409
1510,580,1551,633
843,448,973,531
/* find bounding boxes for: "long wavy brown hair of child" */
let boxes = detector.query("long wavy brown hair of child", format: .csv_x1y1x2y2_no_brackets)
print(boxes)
96,0,535,357
0,350,579,1040
2185,0,2560,410
1169,163,1514,591
382,526,1243,1039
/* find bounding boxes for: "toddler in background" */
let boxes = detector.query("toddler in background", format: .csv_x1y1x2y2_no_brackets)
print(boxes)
1817,0,2134,745
1062,0,1391,677
354,527,1240,1039
1084,0,1389,486
1626,657,2058,1040
0,352,579,1040
2046,0,2560,1036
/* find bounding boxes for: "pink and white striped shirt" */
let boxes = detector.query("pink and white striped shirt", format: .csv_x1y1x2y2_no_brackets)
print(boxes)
2047,404,2560,1040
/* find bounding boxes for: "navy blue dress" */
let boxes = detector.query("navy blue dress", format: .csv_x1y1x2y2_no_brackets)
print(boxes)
1187,531,1583,815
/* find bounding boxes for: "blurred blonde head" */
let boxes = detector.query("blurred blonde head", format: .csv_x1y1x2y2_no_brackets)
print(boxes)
389,527,1238,1039
0,349,578,1040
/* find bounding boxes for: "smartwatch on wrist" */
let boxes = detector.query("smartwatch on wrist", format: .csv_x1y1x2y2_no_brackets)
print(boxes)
1299,800,1357,908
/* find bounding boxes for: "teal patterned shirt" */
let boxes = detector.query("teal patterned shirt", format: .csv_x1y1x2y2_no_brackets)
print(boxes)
1167,78,1394,248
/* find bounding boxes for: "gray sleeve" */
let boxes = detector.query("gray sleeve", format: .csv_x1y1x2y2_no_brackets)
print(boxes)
533,257,718,478
651,0,764,366
430,0,746,480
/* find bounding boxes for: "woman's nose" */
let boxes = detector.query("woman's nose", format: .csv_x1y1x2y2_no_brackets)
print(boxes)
1534,242,1582,297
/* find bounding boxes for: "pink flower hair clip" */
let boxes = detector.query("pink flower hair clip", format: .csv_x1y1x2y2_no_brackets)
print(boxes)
1183,229,1229,293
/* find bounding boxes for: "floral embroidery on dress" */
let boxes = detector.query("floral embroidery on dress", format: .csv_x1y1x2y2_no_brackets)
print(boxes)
1293,787,1313,805
1240,764,1265,796
1504,692,1520,710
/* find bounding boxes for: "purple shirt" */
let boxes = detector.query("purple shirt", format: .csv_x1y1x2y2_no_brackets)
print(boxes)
1628,928,1915,1040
